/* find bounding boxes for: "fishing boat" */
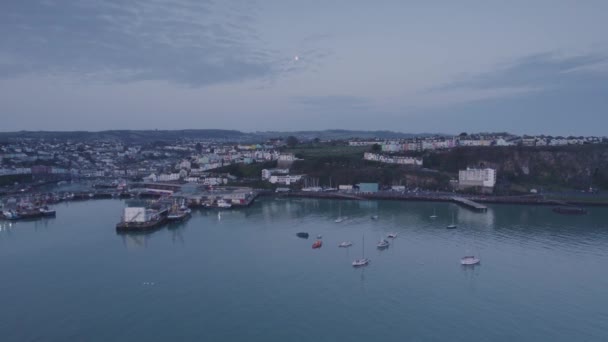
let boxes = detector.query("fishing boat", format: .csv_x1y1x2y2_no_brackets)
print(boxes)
377,238,389,249
39,206,56,217
387,232,397,238
296,232,309,239
352,235,369,267
339,241,353,247
2,210,19,220
312,240,323,249
2,206,55,220
167,203,192,221
447,212,457,229
460,255,480,265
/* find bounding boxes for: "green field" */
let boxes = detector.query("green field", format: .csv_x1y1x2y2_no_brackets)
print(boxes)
285,145,369,159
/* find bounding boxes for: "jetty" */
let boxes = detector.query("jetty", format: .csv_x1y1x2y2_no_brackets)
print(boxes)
452,196,488,212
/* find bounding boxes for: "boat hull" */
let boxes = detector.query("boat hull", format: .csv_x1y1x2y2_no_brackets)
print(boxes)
552,207,587,215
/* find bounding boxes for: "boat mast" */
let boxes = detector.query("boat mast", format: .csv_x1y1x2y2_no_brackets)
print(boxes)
362,234,365,258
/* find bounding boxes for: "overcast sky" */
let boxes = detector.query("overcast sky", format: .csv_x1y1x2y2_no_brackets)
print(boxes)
1,0,607,135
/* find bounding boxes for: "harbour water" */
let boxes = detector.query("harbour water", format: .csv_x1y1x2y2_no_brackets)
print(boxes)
1,198,608,341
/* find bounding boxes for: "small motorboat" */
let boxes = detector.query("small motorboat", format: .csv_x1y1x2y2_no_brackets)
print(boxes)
460,256,480,265
334,217,344,223
312,240,323,249
377,239,389,249
296,232,309,239
352,258,370,267
338,241,353,247
317,234,323,239
371,215,379,220
552,206,587,215
387,232,397,238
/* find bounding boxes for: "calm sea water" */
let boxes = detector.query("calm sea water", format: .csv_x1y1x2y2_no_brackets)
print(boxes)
1,198,608,341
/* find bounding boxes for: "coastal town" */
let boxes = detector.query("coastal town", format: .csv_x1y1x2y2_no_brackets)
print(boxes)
0,130,605,228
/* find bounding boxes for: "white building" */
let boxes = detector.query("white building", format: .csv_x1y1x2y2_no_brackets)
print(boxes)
261,168,290,180
278,153,296,161
458,168,496,188
269,174,303,185
364,152,422,166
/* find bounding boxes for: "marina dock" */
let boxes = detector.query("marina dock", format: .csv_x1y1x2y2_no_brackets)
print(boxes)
452,196,488,212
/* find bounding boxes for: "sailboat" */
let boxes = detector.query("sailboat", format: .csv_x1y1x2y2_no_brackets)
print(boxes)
352,235,370,267
446,211,457,229
430,208,437,219
335,204,345,223
461,232,480,265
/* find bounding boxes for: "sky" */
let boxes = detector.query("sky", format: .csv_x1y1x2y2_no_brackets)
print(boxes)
1,0,607,135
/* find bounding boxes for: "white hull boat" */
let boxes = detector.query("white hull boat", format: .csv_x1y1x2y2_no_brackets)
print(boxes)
460,256,480,265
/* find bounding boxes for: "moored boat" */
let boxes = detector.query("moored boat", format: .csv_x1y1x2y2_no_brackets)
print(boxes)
460,255,480,265
39,206,56,217
296,232,309,239
312,240,323,249
377,239,389,249
339,241,353,247
552,206,587,215
352,235,369,267
167,201,191,222
116,207,168,232
387,232,397,238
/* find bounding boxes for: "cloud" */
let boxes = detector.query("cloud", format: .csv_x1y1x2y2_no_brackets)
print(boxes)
434,52,608,92
413,52,608,135
0,0,297,86
293,95,372,111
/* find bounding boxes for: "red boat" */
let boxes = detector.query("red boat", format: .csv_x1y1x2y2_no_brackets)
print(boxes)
312,240,323,249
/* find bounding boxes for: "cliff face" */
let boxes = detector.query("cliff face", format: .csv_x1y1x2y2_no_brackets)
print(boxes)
424,145,608,189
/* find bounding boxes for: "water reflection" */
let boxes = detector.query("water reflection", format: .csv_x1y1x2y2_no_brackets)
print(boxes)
455,205,496,227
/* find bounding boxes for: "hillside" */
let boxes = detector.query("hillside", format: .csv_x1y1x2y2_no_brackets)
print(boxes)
0,129,439,144
423,145,608,191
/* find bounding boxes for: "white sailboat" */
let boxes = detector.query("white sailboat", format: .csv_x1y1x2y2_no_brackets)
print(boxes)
461,234,480,265
446,211,457,229
352,235,370,267
430,208,437,219
335,204,345,223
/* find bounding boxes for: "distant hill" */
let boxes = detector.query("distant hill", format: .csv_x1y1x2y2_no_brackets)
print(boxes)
0,129,442,143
